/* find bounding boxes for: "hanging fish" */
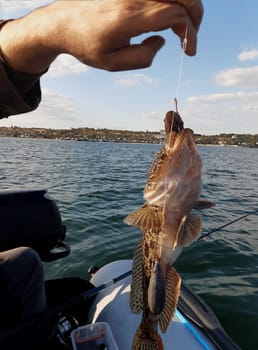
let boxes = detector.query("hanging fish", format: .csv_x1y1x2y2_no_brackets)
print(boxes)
124,110,214,350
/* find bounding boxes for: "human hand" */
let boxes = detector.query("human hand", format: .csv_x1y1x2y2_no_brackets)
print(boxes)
50,0,203,71
0,0,203,74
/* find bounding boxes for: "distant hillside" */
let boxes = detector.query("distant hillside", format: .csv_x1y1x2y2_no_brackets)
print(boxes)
0,126,162,144
0,126,258,147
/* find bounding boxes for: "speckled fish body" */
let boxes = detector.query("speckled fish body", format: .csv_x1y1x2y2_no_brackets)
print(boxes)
144,127,202,251
124,111,213,350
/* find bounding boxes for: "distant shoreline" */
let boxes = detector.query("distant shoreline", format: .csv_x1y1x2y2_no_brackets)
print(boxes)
0,126,257,147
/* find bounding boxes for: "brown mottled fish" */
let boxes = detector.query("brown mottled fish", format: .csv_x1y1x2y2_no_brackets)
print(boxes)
124,111,214,350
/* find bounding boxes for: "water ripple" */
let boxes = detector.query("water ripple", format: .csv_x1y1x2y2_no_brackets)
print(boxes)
1,139,258,348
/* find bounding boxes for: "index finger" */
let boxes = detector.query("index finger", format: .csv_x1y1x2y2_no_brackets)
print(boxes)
152,0,203,31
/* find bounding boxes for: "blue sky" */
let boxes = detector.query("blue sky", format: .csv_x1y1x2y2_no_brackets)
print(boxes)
1,0,258,134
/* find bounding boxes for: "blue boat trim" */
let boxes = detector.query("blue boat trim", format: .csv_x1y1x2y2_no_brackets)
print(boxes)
176,309,212,350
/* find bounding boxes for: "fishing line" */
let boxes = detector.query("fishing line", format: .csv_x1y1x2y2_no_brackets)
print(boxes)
174,24,188,104
160,24,189,253
168,23,188,134
198,208,258,241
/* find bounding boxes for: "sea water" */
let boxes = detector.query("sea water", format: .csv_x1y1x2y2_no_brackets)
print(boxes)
0,137,257,349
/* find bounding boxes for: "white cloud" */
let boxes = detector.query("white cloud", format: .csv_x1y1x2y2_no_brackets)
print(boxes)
0,0,53,14
114,73,156,87
0,89,83,129
142,111,161,121
141,111,164,131
48,54,89,77
183,91,258,134
188,91,258,104
215,66,258,88
238,50,258,62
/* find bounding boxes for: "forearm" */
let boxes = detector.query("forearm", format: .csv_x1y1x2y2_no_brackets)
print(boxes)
0,3,61,75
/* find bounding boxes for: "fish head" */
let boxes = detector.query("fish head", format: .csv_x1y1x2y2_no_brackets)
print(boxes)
164,110,184,133
144,127,202,207
161,128,202,248
165,128,197,159
145,111,203,250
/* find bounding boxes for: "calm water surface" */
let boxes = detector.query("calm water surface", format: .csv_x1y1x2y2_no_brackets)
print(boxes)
0,137,258,349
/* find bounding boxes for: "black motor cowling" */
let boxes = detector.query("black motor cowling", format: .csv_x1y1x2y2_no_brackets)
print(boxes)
0,189,70,261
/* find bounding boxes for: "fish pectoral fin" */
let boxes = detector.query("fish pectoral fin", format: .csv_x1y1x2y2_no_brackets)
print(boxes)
177,214,202,247
159,266,181,333
124,203,162,231
130,240,143,314
193,198,215,210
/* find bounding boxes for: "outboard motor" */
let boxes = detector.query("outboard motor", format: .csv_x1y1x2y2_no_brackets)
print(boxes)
0,189,70,261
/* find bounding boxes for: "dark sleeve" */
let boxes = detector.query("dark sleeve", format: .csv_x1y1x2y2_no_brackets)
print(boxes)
0,19,43,119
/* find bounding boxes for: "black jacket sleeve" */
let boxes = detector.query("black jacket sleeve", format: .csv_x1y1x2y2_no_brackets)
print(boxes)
0,19,43,118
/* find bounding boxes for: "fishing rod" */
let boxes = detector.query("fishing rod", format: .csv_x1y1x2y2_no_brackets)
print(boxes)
51,269,132,314
71,208,257,315
0,270,132,342
2,210,258,342
78,208,258,299
198,208,258,241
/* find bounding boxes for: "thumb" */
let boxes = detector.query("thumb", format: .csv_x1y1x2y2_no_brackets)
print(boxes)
141,35,166,60
102,36,165,71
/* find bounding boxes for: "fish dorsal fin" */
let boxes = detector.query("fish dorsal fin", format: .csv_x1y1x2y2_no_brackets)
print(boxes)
124,204,163,231
193,199,215,210
130,240,143,314
159,265,181,333
177,214,202,247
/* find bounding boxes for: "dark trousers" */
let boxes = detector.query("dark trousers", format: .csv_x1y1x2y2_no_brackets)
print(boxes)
0,247,47,349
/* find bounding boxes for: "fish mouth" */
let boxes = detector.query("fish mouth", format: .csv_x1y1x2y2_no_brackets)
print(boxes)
163,110,196,156
164,111,184,133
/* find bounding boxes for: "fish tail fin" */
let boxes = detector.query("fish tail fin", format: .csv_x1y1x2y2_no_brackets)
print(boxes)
130,239,143,313
159,265,181,333
132,326,164,350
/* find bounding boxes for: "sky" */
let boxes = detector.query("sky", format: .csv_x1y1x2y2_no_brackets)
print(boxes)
0,0,258,134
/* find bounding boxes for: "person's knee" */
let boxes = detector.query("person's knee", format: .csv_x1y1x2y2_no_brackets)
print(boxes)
19,247,43,276
17,247,41,264
7,247,44,280
0,246,41,267
0,247,45,325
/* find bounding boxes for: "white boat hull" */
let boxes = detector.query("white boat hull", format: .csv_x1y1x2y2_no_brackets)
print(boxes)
88,259,216,350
